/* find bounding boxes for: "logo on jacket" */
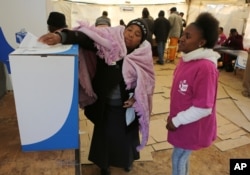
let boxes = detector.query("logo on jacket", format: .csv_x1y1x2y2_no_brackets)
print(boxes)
178,80,188,94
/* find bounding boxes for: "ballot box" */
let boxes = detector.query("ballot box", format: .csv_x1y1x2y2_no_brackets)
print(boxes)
9,44,79,152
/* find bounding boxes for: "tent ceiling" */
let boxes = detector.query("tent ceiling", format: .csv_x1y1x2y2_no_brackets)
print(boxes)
191,0,247,5
65,0,186,5
62,0,248,5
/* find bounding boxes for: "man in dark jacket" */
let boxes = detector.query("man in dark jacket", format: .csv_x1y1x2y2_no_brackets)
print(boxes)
142,8,154,47
222,28,244,71
153,10,171,65
222,28,243,50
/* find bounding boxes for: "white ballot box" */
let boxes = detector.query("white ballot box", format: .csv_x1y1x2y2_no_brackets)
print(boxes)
9,44,79,151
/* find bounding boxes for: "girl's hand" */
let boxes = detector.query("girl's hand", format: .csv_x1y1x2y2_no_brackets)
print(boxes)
38,33,61,45
123,97,135,108
166,120,177,131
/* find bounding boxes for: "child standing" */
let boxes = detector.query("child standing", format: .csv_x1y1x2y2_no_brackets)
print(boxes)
166,12,220,175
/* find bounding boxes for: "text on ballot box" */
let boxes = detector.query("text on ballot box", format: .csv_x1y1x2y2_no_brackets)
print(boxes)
230,159,250,175
9,44,79,151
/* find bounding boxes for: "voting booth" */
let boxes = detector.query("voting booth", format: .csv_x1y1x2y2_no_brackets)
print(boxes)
9,44,79,152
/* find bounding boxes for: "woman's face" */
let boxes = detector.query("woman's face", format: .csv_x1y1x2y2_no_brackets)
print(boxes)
124,24,142,50
178,24,206,53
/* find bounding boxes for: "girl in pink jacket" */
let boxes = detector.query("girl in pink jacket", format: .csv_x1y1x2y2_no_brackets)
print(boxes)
166,12,220,175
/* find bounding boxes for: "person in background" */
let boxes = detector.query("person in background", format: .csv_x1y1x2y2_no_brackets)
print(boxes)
141,7,154,47
119,19,126,27
179,12,187,28
39,18,155,175
47,11,68,33
95,11,111,27
95,17,111,28
166,12,220,175
216,27,227,69
179,12,187,36
221,28,244,72
217,27,227,45
142,7,154,20
153,10,171,65
167,7,183,62
222,28,243,50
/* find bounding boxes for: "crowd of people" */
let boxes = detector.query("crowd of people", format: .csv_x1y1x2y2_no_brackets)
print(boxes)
42,8,249,175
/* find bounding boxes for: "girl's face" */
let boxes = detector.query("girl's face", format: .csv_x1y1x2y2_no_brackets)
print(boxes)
124,24,142,50
178,24,206,53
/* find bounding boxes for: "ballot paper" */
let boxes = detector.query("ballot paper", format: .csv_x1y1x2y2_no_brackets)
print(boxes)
126,93,135,126
19,32,50,49
12,32,72,54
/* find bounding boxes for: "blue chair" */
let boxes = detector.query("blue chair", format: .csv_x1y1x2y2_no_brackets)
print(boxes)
0,27,14,74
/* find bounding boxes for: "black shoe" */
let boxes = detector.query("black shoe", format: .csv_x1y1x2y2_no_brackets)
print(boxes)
156,60,164,65
124,165,133,172
101,168,110,175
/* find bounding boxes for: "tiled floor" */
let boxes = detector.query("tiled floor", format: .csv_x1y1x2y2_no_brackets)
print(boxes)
1,58,250,175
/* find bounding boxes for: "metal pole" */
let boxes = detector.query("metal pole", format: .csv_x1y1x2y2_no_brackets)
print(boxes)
75,148,81,175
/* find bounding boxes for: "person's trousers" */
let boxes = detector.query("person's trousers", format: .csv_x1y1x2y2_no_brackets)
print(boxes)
172,147,192,175
157,41,166,63
167,37,179,61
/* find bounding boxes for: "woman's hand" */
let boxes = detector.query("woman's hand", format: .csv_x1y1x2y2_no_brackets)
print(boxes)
38,33,61,45
123,97,135,108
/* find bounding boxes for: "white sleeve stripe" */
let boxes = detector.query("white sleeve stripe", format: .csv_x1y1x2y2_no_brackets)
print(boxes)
172,106,212,128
